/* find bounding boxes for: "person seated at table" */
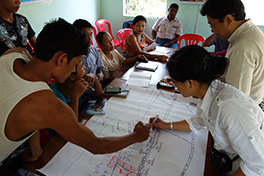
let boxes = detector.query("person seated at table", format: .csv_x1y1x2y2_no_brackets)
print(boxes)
0,0,36,56
96,31,147,85
203,33,229,54
50,62,103,118
150,45,264,176
0,18,150,170
123,15,168,62
152,3,183,49
73,19,105,83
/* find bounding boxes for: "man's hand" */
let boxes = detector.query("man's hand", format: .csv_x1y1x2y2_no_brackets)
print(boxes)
147,42,156,51
137,55,148,62
96,72,104,83
163,43,171,47
133,121,150,142
83,73,96,87
72,78,88,99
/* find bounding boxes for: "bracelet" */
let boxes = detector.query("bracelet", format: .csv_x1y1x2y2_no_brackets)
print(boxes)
170,122,173,130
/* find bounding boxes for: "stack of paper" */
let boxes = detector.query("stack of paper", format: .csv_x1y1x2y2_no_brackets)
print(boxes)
126,72,152,87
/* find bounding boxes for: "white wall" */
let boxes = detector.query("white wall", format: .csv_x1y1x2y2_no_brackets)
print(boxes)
19,0,100,35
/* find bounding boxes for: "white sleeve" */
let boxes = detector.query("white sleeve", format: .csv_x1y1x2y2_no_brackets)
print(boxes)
220,101,264,175
186,104,207,133
152,18,162,31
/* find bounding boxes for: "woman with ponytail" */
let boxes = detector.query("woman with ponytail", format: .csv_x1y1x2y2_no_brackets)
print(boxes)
150,45,264,176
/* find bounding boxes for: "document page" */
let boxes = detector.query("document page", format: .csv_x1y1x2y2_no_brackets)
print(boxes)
126,72,152,87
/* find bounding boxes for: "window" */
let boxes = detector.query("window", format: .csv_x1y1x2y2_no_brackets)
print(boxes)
123,0,167,18
243,0,264,26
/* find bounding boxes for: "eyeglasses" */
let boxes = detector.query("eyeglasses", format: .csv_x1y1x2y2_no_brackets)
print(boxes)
209,20,220,29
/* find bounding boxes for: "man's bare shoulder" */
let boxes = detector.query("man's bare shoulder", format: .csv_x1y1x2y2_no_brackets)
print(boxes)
10,89,74,127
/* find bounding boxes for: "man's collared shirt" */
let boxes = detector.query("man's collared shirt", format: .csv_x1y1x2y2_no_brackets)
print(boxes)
82,45,104,75
152,16,183,39
224,19,264,104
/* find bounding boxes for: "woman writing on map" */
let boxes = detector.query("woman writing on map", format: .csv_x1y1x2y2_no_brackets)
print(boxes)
150,45,264,176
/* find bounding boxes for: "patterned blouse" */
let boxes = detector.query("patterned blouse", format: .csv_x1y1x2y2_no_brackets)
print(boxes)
123,32,146,58
0,13,35,56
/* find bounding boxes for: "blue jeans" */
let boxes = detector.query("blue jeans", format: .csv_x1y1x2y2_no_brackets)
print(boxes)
156,37,178,49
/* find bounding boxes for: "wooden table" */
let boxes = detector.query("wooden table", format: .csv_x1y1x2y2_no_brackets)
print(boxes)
21,46,219,176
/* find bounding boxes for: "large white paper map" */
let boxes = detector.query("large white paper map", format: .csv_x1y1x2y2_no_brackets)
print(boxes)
38,86,207,176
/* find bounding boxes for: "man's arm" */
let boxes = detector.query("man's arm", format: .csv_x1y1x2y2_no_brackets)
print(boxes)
203,33,216,47
49,94,150,154
6,90,150,154
28,36,37,49
163,34,180,47
152,30,157,40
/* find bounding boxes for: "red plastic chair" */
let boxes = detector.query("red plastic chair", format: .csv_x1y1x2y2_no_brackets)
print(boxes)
95,19,121,49
116,28,132,53
177,33,205,49
91,25,101,51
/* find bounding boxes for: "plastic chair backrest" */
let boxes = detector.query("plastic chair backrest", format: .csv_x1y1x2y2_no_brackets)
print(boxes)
116,29,132,52
177,33,205,49
95,19,115,41
92,25,99,47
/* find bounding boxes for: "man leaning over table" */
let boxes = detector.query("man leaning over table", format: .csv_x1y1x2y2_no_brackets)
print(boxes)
0,18,150,172
201,0,264,105
152,3,183,49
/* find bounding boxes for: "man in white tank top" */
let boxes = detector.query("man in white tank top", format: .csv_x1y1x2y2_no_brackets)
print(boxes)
0,18,150,168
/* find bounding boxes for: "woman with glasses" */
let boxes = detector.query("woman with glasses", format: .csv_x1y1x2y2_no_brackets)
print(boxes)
150,45,264,176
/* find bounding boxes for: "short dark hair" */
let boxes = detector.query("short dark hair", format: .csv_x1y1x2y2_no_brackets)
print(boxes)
200,0,245,22
35,18,89,62
96,31,107,45
133,15,147,26
73,19,93,30
167,45,228,84
169,3,179,10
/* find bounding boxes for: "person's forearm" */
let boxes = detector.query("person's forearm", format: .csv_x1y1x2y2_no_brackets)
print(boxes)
203,33,216,47
93,79,103,99
68,96,79,117
152,30,157,40
88,133,139,154
165,36,179,46
170,120,192,132
69,124,147,154
122,56,139,65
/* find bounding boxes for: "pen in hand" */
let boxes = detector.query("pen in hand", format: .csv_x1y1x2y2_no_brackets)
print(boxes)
87,85,95,91
151,114,159,125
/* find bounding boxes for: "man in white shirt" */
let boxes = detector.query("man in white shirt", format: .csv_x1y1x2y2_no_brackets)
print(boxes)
152,3,183,49
201,0,264,104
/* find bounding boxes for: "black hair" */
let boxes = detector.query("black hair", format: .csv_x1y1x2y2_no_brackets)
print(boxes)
167,45,229,85
73,19,93,30
169,3,179,10
96,31,107,45
133,15,147,26
200,0,245,22
35,18,89,62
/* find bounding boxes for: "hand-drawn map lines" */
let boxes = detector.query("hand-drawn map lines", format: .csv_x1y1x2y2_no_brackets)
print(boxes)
61,88,197,176
104,89,197,176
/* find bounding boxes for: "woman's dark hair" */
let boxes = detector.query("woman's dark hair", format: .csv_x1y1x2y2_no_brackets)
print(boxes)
133,15,147,26
96,31,107,45
200,0,245,22
167,45,229,84
35,18,88,62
